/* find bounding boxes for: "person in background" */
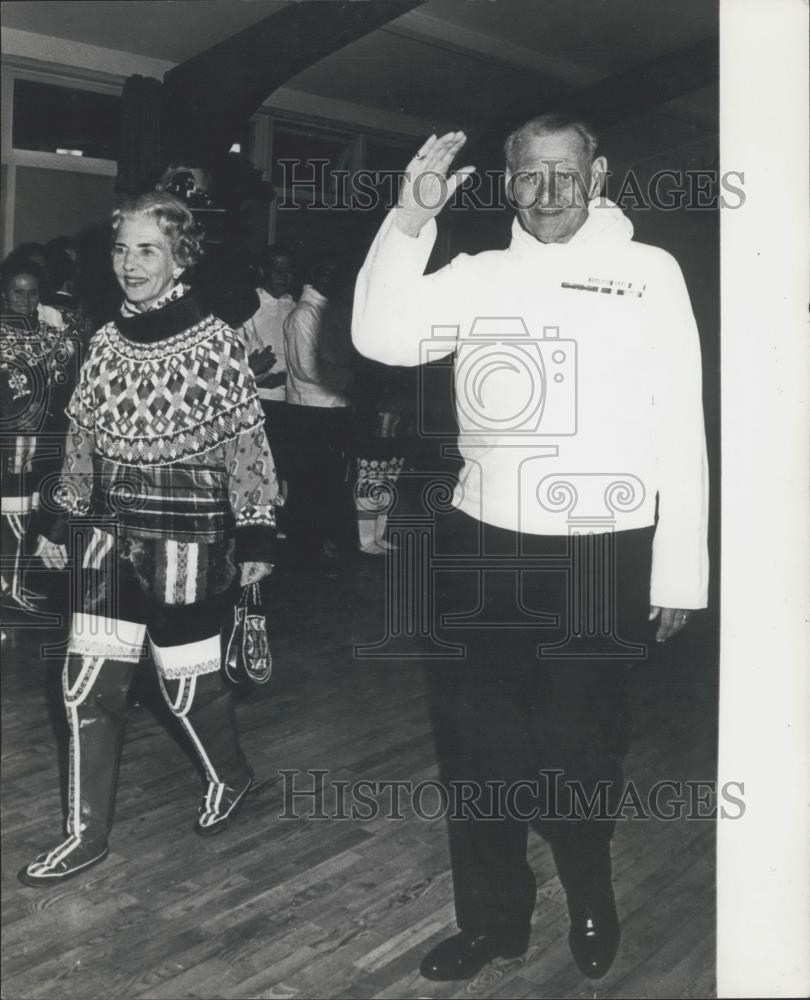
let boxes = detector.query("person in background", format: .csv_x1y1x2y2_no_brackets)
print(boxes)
5,242,52,304
19,191,277,887
6,241,50,276
72,222,126,334
240,245,297,504
44,235,94,356
283,257,356,566
352,362,410,555
0,258,79,611
193,243,261,330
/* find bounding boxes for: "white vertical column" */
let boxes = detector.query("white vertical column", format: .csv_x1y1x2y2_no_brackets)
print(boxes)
718,1,810,996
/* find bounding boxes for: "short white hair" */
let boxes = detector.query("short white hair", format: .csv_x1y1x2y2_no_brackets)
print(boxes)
504,113,598,170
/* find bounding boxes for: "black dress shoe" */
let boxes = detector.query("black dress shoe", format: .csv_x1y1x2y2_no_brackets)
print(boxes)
419,928,530,981
566,886,620,979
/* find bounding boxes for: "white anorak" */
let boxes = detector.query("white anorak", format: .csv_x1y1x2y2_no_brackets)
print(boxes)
352,201,709,609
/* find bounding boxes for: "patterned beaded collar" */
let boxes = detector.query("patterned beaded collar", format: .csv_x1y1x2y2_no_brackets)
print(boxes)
120,281,188,317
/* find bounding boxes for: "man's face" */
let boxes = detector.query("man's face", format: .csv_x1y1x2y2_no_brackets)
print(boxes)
264,254,294,298
3,273,40,317
312,261,340,300
506,129,605,244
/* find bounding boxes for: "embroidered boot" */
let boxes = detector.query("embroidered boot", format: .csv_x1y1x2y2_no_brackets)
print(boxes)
355,457,402,555
374,512,397,552
1,511,40,612
357,513,385,554
158,669,253,836
19,655,135,886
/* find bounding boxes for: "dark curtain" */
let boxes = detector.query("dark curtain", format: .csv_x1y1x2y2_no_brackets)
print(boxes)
116,75,164,195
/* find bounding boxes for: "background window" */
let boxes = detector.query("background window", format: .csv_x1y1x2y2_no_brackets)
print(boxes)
271,125,354,192
364,139,411,175
13,79,121,160
13,166,116,246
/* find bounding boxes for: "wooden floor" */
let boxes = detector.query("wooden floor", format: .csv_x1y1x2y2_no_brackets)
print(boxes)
1,550,718,1000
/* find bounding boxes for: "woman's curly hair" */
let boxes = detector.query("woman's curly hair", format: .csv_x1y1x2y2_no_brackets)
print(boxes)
111,191,204,269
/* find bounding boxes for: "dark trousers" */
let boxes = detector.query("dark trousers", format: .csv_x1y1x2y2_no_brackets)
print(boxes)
284,404,355,558
427,509,654,935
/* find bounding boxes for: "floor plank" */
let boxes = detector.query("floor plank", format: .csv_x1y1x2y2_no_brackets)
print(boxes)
1,543,718,999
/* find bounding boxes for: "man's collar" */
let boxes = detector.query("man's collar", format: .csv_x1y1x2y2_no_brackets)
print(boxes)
300,284,328,306
509,198,633,253
259,288,294,304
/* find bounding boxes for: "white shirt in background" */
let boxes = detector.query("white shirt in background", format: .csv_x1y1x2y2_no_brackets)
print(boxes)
241,288,295,402
284,284,354,408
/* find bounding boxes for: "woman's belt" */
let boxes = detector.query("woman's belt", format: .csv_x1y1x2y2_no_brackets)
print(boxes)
90,462,234,540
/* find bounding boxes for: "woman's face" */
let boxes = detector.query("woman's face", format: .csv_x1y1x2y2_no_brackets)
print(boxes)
112,214,182,310
2,273,40,317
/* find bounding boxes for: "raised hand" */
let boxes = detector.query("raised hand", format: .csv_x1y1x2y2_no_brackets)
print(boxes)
396,132,475,237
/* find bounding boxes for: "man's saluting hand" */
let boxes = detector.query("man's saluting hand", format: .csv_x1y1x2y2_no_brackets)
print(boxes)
396,132,475,237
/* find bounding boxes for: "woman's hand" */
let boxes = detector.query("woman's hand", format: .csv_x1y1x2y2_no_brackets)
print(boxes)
35,536,68,570
240,561,274,586
396,132,475,238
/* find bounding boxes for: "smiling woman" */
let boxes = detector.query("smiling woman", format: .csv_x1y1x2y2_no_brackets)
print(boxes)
19,191,281,888
112,218,180,309
111,191,203,311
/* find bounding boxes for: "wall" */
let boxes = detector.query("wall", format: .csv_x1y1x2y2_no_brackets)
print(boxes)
12,165,117,246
